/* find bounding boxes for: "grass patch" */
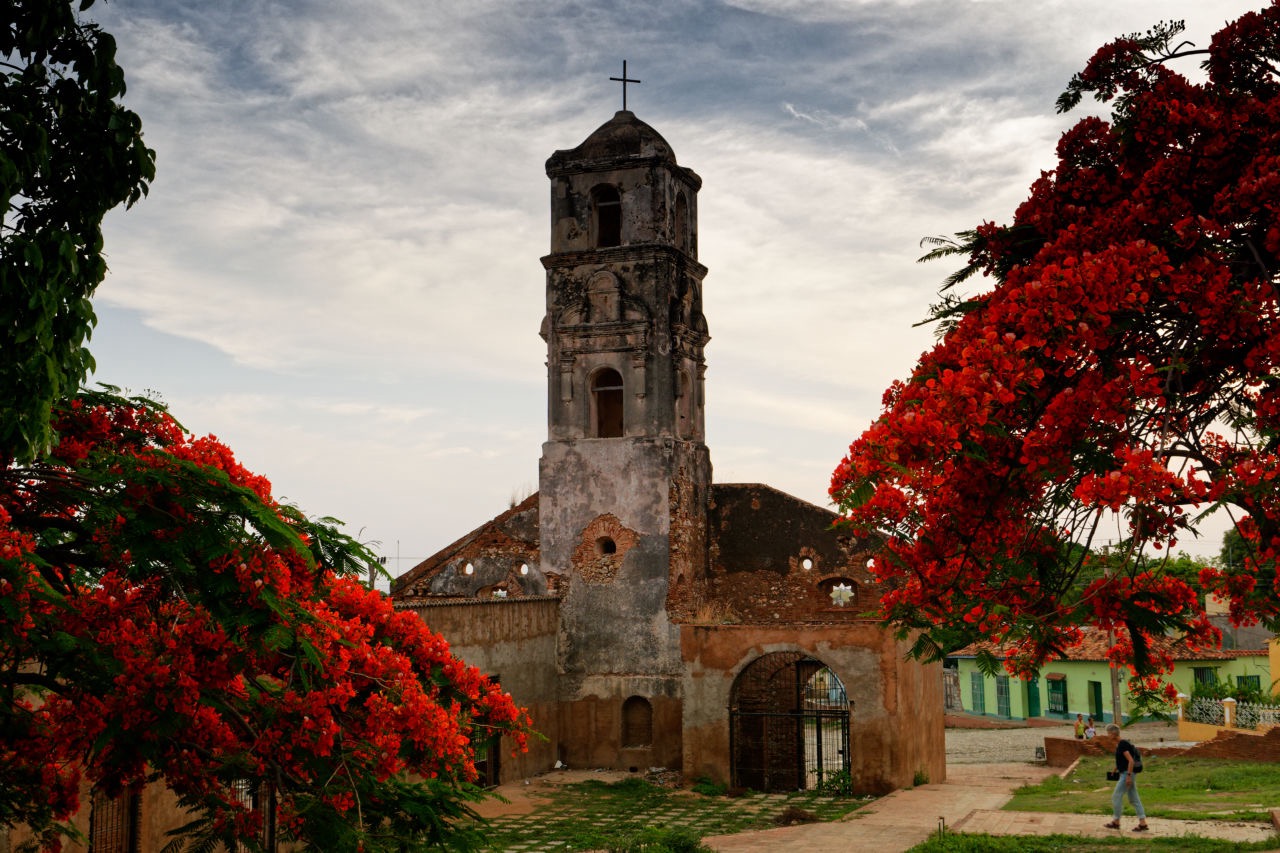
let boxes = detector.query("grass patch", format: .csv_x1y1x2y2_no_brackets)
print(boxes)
482,776,865,851
907,832,1280,852
1005,754,1280,822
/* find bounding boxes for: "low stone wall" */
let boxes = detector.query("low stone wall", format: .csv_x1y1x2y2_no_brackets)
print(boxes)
1046,725,1280,767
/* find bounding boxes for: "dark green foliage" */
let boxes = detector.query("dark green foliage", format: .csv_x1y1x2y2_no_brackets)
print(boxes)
1189,673,1273,705
607,826,712,853
0,0,155,465
689,777,726,797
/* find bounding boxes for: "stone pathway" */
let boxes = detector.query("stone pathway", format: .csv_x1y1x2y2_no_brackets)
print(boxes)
702,763,1052,852
703,763,1276,852
478,731,1280,852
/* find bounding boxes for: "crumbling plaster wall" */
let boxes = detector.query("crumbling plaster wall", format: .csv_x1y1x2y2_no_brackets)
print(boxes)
539,439,710,771
680,625,946,795
541,438,708,687
399,598,561,781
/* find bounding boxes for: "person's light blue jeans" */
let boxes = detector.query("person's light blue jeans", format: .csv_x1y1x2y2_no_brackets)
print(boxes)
1112,774,1146,819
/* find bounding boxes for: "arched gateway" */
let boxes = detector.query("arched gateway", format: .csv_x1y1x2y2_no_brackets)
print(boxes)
729,652,850,792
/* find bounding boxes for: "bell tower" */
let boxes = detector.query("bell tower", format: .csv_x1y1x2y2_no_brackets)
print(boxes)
538,110,711,769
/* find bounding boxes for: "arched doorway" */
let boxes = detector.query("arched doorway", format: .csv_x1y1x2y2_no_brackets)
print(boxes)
729,652,850,792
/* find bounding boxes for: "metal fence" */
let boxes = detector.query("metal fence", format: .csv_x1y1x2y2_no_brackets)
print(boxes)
1186,696,1225,726
1234,701,1280,730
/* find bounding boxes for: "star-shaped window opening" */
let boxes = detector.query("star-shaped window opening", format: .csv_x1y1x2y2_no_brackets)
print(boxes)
829,583,854,607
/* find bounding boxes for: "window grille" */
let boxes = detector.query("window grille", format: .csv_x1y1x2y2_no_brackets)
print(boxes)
996,675,1011,717
1047,679,1067,714
89,788,140,853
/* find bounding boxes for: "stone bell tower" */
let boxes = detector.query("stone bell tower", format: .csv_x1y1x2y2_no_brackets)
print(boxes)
538,110,711,769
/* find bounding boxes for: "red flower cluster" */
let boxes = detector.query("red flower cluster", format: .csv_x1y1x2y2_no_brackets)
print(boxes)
832,5,1280,684
0,392,530,851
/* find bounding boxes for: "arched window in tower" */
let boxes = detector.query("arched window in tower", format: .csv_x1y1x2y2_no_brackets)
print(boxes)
591,368,625,437
621,696,654,747
592,185,622,248
674,192,689,252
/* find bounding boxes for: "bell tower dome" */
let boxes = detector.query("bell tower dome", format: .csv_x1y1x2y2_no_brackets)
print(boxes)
537,110,712,769
541,110,709,441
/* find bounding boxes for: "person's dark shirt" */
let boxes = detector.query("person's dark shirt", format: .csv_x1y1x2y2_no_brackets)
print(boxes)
1114,738,1137,772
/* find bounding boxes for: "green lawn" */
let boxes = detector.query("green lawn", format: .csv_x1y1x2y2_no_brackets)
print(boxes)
1004,755,1280,822
907,832,1280,852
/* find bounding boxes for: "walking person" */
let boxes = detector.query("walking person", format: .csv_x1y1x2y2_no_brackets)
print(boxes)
1104,723,1150,832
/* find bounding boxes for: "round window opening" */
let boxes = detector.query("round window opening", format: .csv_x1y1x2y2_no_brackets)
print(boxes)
801,557,814,570
519,563,530,576
595,536,617,556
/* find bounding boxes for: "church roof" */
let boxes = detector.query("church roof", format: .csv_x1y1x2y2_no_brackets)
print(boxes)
390,492,540,598
545,110,683,174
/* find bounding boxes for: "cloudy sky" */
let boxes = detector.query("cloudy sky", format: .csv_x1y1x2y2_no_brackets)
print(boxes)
84,0,1259,578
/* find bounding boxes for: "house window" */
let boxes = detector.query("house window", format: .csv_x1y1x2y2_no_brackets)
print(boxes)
1193,666,1219,687
1047,676,1067,715
970,672,986,714
1237,675,1262,692
89,788,140,853
591,368,625,437
996,675,1011,717
622,696,653,747
592,185,621,248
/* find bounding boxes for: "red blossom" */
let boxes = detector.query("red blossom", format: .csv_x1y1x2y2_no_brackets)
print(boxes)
832,4,1280,687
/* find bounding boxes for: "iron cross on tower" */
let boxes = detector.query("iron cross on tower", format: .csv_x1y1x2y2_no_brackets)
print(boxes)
610,61,640,111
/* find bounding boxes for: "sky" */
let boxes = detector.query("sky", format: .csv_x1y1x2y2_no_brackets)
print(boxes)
82,0,1262,580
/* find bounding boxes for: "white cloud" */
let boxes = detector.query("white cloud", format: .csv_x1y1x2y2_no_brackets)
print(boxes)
86,0,1263,564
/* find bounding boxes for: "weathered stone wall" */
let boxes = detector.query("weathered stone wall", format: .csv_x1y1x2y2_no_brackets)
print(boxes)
541,440,707,686
679,624,946,795
542,248,707,442
401,597,561,781
557,683,683,771
698,484,876,624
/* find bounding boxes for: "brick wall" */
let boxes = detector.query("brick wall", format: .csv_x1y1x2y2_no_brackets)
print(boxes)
1045,726,1280,767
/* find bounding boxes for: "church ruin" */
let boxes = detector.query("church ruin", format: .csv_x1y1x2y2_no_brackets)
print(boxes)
391,109,945,794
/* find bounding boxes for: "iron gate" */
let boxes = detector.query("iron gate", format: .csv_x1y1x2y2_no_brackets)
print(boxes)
729,653,851,792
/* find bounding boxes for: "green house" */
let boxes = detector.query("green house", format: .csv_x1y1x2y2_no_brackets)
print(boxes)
948,630,1271,723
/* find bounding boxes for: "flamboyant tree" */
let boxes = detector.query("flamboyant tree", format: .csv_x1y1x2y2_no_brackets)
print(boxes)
1,389,531,852
0,3,531,851
831,3,1280,701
